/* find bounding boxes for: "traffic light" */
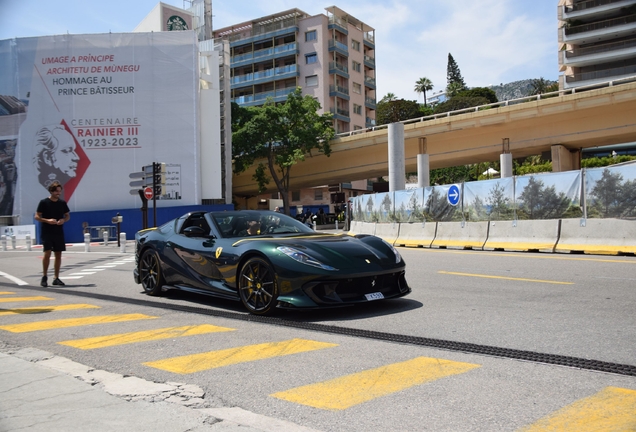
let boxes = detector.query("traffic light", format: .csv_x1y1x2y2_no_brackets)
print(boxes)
142,162,166,197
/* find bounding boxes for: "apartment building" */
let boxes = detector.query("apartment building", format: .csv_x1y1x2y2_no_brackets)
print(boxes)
212,6,377,134
558,0,636,89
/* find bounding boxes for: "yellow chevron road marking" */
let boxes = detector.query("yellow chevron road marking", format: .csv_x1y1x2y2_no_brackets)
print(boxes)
59,324,236,349
439,271,574,285
0,313,157,333
519,386,636,432
144,338,338,374
0,304,100,316
271,356,481,410
0,296,54,303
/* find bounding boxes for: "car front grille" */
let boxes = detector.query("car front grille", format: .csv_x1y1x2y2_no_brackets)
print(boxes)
304,271,408,304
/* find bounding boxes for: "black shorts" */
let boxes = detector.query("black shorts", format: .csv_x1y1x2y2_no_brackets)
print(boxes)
42,233,66,252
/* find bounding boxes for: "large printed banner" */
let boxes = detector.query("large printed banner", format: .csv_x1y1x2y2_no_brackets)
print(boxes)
0,31,200,219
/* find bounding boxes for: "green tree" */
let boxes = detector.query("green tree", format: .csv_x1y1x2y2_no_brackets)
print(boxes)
376,98,421,125
433,96,490,114
232,87,335,214
380,93,397,103
589,169,625,217
446,53,467,94
414,77,434,106
486,182,513,220
456,87,498,104
529,77,557,95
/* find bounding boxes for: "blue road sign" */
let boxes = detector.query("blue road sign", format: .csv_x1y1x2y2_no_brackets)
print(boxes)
447,184,461,206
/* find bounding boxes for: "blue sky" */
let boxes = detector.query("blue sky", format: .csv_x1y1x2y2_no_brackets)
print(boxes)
1,0,558,101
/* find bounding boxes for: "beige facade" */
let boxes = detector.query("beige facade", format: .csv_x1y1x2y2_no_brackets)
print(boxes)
214,7,377,212
558,0,636,89
213,6,376,134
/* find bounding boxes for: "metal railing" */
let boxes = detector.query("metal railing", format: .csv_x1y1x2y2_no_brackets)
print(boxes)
565,64,636,83
335,75,636,138
565,37,636,58
231,42,297,63
565,14,636,35
565,0,626,13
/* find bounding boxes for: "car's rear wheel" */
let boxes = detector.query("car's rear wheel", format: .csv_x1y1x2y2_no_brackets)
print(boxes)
139,249,164,296
238,257,278,315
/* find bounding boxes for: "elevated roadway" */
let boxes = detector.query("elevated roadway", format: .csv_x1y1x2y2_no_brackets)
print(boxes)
233,81,636,196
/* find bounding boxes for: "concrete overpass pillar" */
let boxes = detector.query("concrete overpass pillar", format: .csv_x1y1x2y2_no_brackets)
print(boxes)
500,153,513,178
417,137,430,187
551,144,580,172
388,122,405,191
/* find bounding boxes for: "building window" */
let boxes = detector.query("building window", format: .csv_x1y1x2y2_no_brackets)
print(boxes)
353,104,362,115
305,53,317,64
353,82,362,94
351,40,360,51
354,125,362,130
292,191,300,201
352,61,361,73
305,30,317,42
305,75,318,87
314,189,323,200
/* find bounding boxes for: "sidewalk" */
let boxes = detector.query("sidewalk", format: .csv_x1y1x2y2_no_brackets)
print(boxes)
0,348,321,432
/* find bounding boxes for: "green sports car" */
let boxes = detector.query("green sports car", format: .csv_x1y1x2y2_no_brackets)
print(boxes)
133,210,410,315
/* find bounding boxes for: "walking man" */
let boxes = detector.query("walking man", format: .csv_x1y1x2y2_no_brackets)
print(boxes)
35,181,70,287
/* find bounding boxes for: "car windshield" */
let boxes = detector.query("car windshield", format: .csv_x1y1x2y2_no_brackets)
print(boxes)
210,210,314,238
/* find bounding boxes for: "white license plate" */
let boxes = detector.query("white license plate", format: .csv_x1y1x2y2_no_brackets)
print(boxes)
365,292,384,301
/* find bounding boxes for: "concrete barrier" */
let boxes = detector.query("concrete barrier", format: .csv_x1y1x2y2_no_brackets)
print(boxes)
348,221,375,236
555,218,636,255
348,220,363,235
431,221,489,250
483,220,559,252
394,222,437,248
373,223,400,245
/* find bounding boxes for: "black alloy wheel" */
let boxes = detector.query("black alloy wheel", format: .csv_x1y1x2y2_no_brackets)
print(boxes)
139,249,164,296
238,257,278,315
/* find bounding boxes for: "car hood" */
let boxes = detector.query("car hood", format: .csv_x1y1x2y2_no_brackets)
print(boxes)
238,233,400,270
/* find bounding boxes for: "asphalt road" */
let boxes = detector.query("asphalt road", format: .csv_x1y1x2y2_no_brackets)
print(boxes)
1,245,635,431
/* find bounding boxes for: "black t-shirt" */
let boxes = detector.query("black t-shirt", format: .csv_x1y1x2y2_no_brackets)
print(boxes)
36,197,70,237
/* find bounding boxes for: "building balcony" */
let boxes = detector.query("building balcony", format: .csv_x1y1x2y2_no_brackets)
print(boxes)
229,25,299,48
329,85,350,100
561,14,636,44
231,42,298,68
363,54,375,68
364,75,376,89
560,0,636,20
231,64,298,89
328,39,349,57
563,62,636,87
232,87,297,106
363,32,375,49
328,16,348,35
364,97,376,109
560,37,636,67
365,117,376,128
330,107,350,122
329,61,349,79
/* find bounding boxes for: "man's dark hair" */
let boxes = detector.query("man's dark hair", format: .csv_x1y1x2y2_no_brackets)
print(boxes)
48,181,62,193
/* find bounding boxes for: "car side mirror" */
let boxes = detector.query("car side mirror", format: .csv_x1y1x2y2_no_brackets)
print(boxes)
183,226,206,237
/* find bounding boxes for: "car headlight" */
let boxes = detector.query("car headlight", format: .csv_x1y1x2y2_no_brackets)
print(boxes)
277,246,338,271
382,239,402,263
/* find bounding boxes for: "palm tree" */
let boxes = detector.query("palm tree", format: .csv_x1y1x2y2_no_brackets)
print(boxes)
380,93,397,103
529,77,553,95
414,77,433,106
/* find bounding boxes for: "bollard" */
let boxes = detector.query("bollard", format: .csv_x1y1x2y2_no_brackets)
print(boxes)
103,229,109,246
1,235,6,251
335,220,338,230
84,233,91,252
312,221,316,231
11,235,16,250
26,234,31,251
119,232,126,253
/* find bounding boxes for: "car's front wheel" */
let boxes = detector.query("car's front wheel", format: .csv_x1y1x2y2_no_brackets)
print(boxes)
139,249,164,296
238,257,278,315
